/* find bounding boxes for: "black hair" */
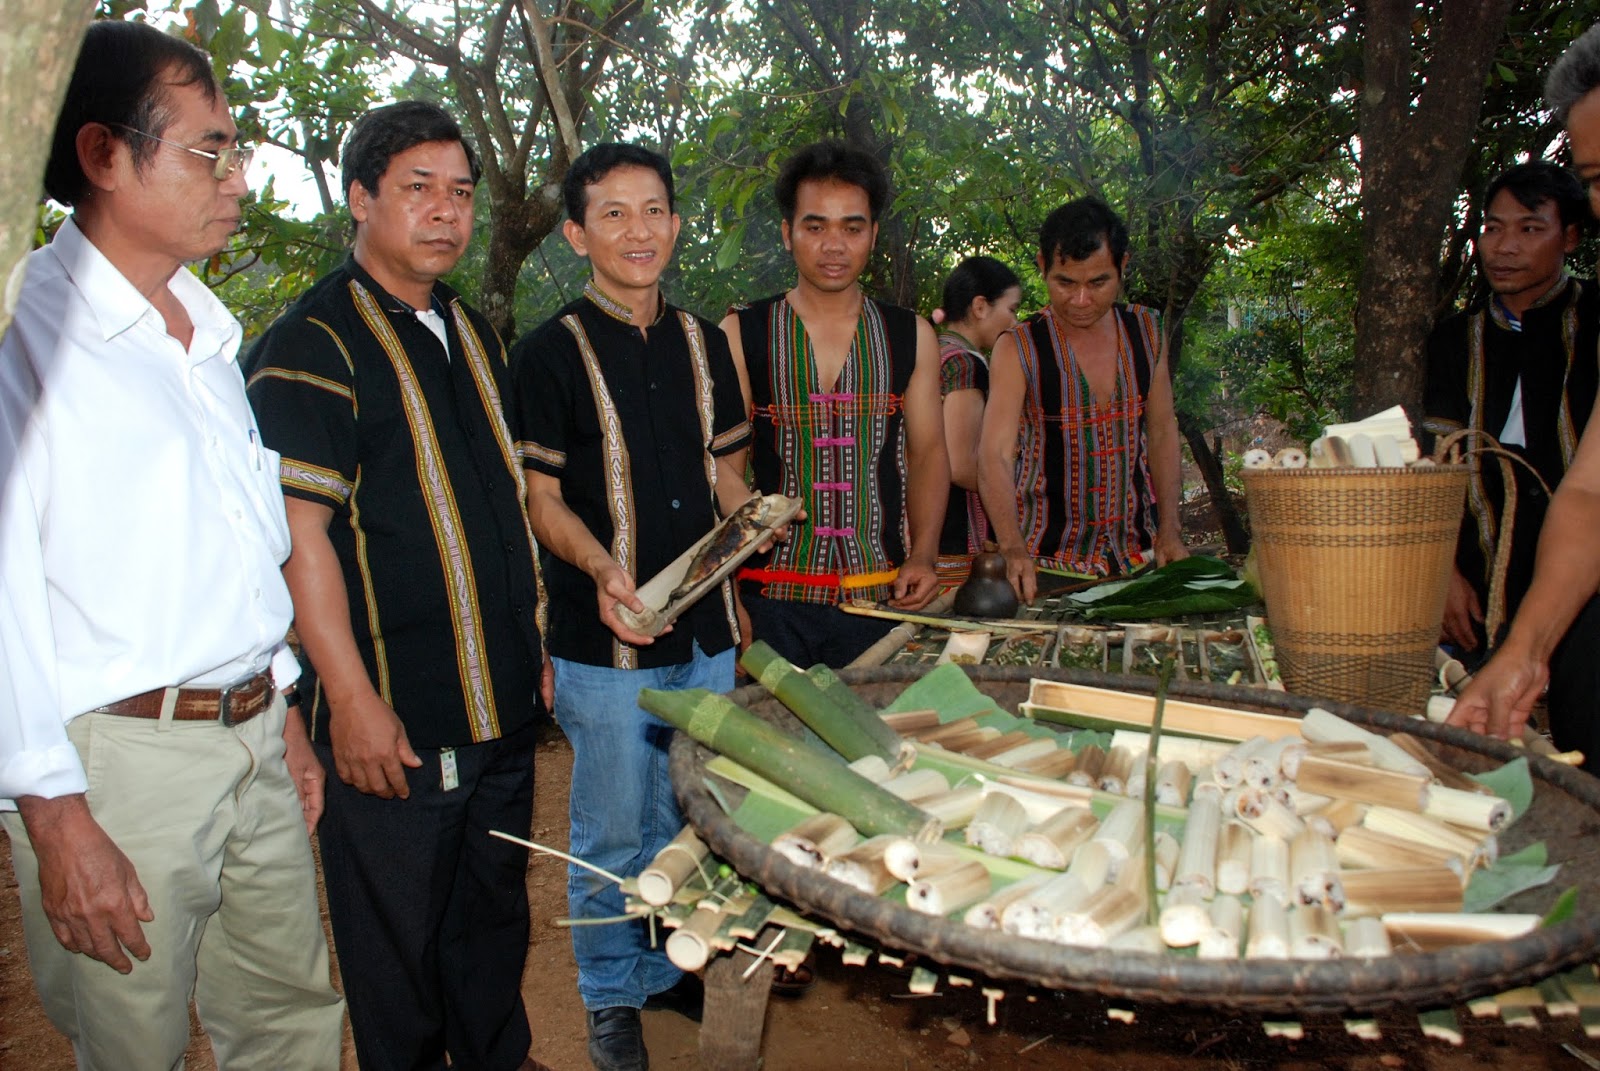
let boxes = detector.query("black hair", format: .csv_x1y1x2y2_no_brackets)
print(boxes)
1038,197,1130,270
341,100,481,205
1484,160,1589,233
1547,23,1600,124
46,20,221,206
775,140,889,222
562,142,675,223
941,256,1021,322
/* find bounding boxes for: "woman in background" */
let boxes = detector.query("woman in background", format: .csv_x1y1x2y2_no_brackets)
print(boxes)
934,256,1023,583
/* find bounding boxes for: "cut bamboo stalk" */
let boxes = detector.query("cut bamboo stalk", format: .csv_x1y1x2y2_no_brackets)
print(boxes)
1059,883,1145,947
741,641,905,762
1300,708,1430,777
848,754,892,782
881,768,950,802
1335,824,1467,879
882,836,960,883
966,792,1031,857
1245,895,1290,959
1192,775,1223,802
963,874,1048,930
638,826,711,907
908,859,991,915
1284,785,1332,816
1295,755,1429,811
979,780,1081,825
990,738,1063,769
1233,787,1306,839
640,688,942,841
1386,732,1495,795
1216,821,1254,896
1108,925,1165,954
1289,905,1344,959
1174,794,1222,898
1153,830,1180,892
1066,838,1115,889
1004,866,1101,939
1247,736,1302,789
1343,916,1392,958
1214,735,1272,789
1017,807,1099,870
928,726,1001,753
917,717,982,744
1098,745,1138,794
1248,834,1289,905
1159,884,1210,947
665,905,726,971
916,785,984,828
1109,729,1231,771
1339,867,1465,916
1155,760,1193,807
1361,806,1485,865
1290,828,1342,910
1382,912,1540,950
1423,784,1512,833
1014,747,1080,779
1305,740,1374,763
964,730,1036,761
881,708,941,733
1092,799,1147,880
1200,895,1243,959
1314,797,1368,836
1067,744,1106,787
825,835,902,895
773,813,861,868
1025,680,1302,742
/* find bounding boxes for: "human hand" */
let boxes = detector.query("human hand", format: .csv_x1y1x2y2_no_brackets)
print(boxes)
888,560,940,610
999,545,1037,605
281,703,324,832
540,659,555,711
1154,533,1189,567
1440,568,1484,652
735,594,753,654
1446,645,1547,741
594,561,664,646
328,692,422,799
16,794,152,973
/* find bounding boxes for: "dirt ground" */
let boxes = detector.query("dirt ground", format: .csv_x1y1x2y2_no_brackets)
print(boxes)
5,726,1600,1070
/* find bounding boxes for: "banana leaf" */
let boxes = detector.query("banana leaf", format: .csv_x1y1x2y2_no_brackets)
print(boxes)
1067,556,1258,620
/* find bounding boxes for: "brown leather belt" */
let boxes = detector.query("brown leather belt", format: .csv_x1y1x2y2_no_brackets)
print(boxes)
94,671,275,728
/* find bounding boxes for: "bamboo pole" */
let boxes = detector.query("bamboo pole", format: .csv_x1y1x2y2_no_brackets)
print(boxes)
639,688,941,841
1025,680,1303,741
741,641,905,762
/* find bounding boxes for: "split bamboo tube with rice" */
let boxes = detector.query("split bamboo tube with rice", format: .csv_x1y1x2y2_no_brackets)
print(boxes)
908,858,991,916
1245,894,1290,958
1016,807,1099,869
1215,821,1254,896
1339,866,1465,916
1173,793,1221,898
965,792,1031,857
1294,755,1430,811
1067,743,1106,787
1289,904,1344,959
773,813,860,868
825,835,903,895
1199,895,1244,959
964,875,1049,930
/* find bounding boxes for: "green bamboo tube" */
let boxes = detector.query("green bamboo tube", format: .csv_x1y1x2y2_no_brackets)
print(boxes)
737,641,900,762
640,687,941,841
805,663,909,759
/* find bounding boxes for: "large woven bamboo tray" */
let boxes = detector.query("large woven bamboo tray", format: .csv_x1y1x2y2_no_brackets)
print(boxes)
667,665,1600,1015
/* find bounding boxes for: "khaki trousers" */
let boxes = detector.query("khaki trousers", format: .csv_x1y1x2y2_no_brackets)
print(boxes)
3,694,345,1071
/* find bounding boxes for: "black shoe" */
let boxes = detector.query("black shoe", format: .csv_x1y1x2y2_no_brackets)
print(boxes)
642,972,704,1022
587,1006,648,1071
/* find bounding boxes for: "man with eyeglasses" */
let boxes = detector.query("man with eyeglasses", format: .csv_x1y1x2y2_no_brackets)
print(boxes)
0,20,343,1070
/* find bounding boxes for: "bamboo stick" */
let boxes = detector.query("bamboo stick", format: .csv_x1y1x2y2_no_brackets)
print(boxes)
1199,895,1243,959
1300,708,1430,777
966,792,1031,857
741,641,905,762
1024,680,1302,741
1289,905,1344,959
1339,867,1465,916
1245,895,1289,958
1017,807,1099,870
1215,821,1253,896
640,688,942,841
1423,784,1512,833
638,826,711,907
773,813,860,868
1173,793,1221,898
1295,755,1429,811
908,859,991,915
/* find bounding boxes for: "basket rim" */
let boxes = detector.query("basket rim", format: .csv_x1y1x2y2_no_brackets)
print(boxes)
668,666,1600,1014
1240,464,1468,477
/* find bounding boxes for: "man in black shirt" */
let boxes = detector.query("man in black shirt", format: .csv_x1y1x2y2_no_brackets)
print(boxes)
511,143,754,1071
246,101,550,1071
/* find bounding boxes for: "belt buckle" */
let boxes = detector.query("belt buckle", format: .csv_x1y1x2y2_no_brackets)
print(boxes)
215,672,260,728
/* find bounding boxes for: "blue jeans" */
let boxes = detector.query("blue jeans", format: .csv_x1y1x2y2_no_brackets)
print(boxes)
552,644,735,1010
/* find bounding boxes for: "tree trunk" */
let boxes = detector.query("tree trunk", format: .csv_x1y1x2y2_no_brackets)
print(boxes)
0,0,94,340
478,187,563,342
1178,413,1250,555
1351,0,1514,420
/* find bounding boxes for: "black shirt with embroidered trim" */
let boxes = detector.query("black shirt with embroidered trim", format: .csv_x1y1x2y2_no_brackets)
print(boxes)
244,257,545,749
510,282,752,670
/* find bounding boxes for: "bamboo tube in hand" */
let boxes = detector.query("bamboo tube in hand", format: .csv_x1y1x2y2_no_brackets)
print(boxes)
639,687,941,840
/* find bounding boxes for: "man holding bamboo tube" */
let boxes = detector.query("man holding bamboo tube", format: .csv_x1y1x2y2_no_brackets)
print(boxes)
1449,25,1600,770
511,143,758,1071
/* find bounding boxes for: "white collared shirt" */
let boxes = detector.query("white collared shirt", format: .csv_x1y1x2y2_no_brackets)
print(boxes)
0,217,299,803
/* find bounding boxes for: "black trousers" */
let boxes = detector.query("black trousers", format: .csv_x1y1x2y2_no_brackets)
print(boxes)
315,721,538,1071
740,587,897,668
1546,595,1600,774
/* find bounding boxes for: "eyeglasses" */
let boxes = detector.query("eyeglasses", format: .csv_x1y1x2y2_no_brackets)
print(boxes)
110,123,254,181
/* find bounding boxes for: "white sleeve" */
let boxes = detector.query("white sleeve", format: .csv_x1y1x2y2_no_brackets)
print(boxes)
0,334,86,803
